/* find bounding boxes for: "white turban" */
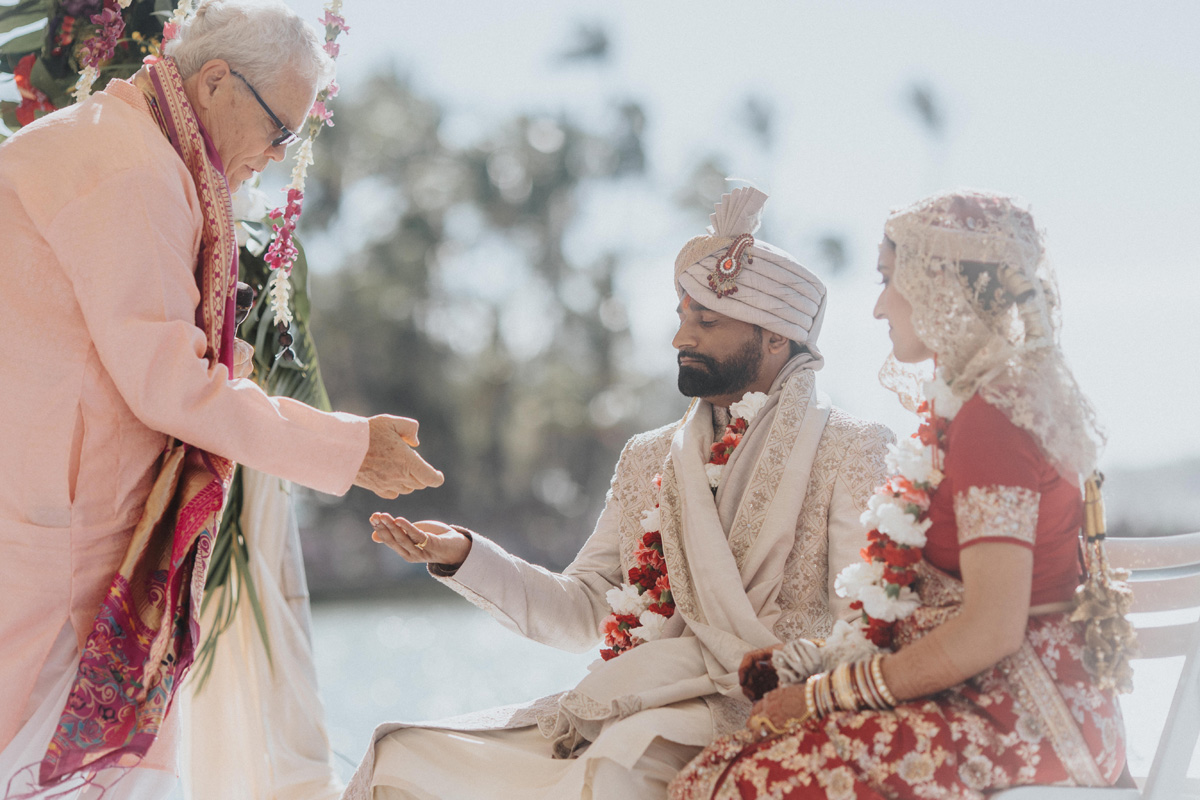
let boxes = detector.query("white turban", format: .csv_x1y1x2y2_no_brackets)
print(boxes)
674,187,827,353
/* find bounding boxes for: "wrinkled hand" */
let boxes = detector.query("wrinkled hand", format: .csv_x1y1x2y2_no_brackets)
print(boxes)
739,644,783,700
748,684,810,736
370,514,471,568
354,416,444,498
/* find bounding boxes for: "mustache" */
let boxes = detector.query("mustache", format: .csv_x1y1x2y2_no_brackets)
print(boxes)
677,350,718,371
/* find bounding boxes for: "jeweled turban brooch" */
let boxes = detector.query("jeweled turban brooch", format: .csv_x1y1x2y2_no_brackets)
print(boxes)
708,233,754,299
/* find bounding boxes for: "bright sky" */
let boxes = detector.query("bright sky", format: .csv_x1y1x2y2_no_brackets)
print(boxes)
285,0,1199,470
11,1,1197,469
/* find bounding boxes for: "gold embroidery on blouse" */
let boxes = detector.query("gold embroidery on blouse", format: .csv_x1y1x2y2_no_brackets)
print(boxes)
953,485,1040,547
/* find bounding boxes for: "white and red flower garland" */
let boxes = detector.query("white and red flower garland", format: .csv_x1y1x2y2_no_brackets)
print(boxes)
833,371,960,650
263,0,347,327
599,390,769,660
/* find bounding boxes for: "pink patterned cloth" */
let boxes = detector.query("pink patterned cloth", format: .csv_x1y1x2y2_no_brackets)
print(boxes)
0,76,368,772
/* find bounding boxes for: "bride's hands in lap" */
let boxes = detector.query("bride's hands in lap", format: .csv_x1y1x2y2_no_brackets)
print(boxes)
370,513,471,568
748,684,810,734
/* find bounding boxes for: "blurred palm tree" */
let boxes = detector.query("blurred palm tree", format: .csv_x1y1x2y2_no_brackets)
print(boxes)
296,70,657,590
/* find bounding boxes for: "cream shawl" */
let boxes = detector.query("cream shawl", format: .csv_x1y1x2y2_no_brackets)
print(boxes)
547,355,830,754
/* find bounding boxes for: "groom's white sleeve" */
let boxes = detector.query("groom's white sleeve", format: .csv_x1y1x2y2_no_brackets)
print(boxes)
428,497,625,654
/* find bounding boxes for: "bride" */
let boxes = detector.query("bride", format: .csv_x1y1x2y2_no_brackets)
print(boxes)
669,190,1130,799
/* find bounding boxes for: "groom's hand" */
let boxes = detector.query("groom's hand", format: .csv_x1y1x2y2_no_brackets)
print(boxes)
370,514,471,568
354,415,445,498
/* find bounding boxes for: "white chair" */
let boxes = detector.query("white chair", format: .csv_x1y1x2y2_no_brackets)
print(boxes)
993,531,1200,800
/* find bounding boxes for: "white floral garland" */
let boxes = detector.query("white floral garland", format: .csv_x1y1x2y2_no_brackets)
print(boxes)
825,370,960,657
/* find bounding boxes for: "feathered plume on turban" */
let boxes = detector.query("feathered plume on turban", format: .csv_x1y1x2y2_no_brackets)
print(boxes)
674,187,827,353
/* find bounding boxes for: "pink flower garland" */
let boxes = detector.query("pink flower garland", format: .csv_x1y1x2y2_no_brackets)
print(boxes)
261,0,348,326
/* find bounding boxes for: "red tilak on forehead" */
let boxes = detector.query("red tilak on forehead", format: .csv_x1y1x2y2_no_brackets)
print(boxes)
681,294,693,309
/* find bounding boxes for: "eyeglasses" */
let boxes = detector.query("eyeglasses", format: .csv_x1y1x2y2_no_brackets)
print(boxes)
230,69,298,148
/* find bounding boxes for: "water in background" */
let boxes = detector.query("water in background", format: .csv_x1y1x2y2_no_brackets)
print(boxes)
311,595,1199,784
312,593,595,779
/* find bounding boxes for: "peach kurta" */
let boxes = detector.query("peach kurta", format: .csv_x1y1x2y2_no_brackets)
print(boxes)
0,79,369,765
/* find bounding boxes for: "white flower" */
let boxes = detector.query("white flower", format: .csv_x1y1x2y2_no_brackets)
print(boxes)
267,270,294,327
834,561,884,599
231,185,272,248
922,371,963,420
231,184,271,223
885,438,935,485
858,584,921,622
605,583,649,616
287,138,315,192
631,609,670,642
822,619,880,663
873,500,931,548
705,462,724,489
640,506,661,533
730,391,769,423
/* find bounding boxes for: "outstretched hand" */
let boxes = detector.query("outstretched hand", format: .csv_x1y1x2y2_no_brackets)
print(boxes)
354,415,444,498
371,513,471,568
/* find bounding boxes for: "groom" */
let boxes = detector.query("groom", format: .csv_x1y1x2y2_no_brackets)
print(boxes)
348,187,893,799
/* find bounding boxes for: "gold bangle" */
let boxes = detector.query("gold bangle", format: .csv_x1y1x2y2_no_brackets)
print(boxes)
832,663,861,712
871,653,899,707
814,672,835,717
853,658,876,710
856,658,883,710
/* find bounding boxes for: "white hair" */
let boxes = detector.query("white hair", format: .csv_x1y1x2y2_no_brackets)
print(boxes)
165,0,335,96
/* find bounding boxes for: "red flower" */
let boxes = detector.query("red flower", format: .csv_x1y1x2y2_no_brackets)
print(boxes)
647,601,674,618
636,547,665,572
917,414,950,447
641,531,662,549
600,648,618,661
653,473,662,490
883,542,922,568
627,566,645,586
883,476,930,511
13,54,56,128
883,567,917,586
864,617,894,648
861,529,887,563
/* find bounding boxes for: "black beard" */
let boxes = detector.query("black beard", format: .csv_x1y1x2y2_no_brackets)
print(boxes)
677,335,764,399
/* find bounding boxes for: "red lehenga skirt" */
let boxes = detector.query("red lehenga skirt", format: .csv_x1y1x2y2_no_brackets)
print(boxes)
669,564,1126,800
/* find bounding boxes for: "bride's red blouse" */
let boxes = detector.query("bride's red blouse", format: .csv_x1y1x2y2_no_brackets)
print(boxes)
923,394,1085,606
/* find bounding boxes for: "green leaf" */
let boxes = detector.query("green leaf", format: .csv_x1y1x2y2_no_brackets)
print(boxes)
0,99,18,132
232,536,273,671
0,26,44,58
0,0,49,37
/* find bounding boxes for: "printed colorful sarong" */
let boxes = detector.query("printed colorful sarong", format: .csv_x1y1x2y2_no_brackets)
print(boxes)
669,562,1127,800
36,56,238,786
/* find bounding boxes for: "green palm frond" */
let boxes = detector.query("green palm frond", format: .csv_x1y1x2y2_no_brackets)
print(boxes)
192,226,331,692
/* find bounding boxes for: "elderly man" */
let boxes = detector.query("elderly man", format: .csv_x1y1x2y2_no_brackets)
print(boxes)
347,187,894,799
0,1,441,796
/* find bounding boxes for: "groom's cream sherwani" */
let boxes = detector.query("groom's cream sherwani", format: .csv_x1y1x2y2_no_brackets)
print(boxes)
346,362,891,799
